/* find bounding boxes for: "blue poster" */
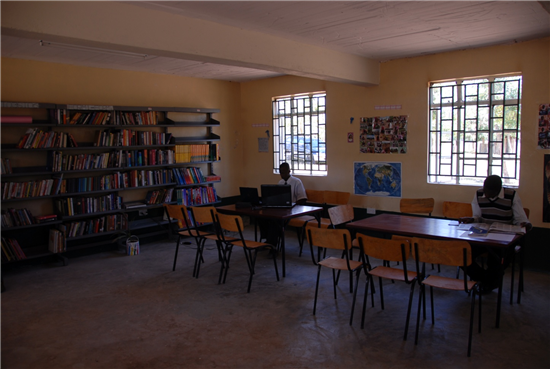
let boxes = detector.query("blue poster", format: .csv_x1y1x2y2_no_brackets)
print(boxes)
354,162,402,197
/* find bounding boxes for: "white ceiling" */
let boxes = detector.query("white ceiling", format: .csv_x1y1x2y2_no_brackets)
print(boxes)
2,1,550,83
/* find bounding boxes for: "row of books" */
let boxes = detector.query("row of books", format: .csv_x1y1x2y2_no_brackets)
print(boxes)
49,149,175,172
145,188,174,205
49,226,66,253
1,237,26,262
66,111,111,125
2,174,63,200
115,111,158,126
65,214,127,237
55,193,123,216
1,158,13,174
172,167,206,185
175,186,217,206
54,169,173,194
175,144,219,162
94,129,172,147
17,129,78,149
1,208,36,227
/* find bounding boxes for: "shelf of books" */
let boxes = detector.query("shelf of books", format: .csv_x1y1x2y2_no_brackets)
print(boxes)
1,102,222,265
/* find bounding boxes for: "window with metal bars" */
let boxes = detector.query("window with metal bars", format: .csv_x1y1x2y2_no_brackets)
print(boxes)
428,75,522,187
272,92,327,176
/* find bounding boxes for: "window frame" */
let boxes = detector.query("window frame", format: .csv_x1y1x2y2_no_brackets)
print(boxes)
428,74,522,188
272,92,327,176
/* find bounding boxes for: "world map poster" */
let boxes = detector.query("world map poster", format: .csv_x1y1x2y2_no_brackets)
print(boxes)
354,162,402,197
359,115,407,154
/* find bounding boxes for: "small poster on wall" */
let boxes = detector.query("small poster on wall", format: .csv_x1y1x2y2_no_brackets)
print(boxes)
359,115,407,154
544,154,550,223
538,104,550,149
353,161,402,197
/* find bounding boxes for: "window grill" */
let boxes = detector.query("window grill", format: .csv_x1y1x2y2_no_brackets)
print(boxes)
272,92,327,176
428,75,522,187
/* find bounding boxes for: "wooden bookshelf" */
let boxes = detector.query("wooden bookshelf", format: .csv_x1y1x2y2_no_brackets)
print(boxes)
1,102,221,264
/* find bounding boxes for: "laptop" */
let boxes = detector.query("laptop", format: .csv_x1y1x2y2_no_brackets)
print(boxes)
261,184,294,208
237,187,261,208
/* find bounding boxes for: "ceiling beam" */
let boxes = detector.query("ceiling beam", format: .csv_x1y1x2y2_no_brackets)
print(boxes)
1,1,379,86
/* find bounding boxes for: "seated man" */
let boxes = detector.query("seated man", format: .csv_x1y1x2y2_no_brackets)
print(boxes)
460,175,532,293
278,162,307,205
262,163,308,248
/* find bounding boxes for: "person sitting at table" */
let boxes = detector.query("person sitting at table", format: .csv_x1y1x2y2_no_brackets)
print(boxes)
261,162,308,248
278,162,307,205
459,175,532,293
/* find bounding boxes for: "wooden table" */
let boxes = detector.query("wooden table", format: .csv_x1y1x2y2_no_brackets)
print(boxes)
346,213,524,328
216,204,323,277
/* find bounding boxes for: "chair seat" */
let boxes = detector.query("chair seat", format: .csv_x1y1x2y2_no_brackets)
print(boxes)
423,275,477,291
288,215,316,227
178,229,214,237
305,218,332,228
369,266,417,282
231,240,273,249
319,256,363,271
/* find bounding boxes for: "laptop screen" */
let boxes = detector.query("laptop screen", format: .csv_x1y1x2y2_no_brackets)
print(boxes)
261,184,293,207
239,187,260,205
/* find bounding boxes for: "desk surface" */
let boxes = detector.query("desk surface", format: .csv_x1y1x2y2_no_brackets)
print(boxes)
347,213,522,248
217,204,323,220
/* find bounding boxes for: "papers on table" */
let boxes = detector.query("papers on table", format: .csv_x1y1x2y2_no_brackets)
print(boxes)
460,231,516,242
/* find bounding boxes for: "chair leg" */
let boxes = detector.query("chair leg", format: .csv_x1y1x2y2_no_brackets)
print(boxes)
510,251,516,305
331,269,338,299
429,286,435,325
222,245,234,284
193,238,207,279
246,249,258,293
172,235,182,271
403,280,416,341
378,277,385,310
414,284,424,345
349,269,362,326
467,289,476,357
518,246,524,304
313,265,322,315
361,276,371,329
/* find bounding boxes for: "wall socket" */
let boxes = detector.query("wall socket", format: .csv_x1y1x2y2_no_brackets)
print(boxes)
366,208,376,215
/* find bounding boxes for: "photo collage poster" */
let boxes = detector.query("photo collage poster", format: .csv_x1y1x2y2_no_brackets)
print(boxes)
538,104,550,149
359,115,407,154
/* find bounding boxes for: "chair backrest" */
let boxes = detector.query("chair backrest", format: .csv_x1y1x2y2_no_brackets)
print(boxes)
412,237,472,268
400,198,435,216
442,201,473,219
190,206,217,224
306,226,352,252
306,189,325,204
215,212,243,233
163,204,192,230
357,233,410,263
324,190,350,205
524,207,530,219
328,204,354,226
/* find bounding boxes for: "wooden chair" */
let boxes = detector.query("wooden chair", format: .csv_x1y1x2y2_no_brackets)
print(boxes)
287,189,329,255
412,237,482,357
213,212,279,293
356,234,418,340
442,201,473,219
306,226,363,325
400,198,435,216
188,206,221,278
164,204,217,276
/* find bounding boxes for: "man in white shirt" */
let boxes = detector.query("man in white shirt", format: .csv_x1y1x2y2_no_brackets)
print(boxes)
277,162,307,205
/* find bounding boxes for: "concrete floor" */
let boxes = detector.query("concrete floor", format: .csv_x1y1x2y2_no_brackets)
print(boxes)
2,227,549,369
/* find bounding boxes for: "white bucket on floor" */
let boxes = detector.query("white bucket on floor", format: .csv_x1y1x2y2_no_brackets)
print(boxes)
126,235,140,255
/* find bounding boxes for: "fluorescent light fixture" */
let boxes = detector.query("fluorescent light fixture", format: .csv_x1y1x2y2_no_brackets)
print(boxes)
39,40,148,58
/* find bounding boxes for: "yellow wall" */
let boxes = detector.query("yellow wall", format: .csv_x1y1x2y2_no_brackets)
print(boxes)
2,37,549,227
240,38,550,228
